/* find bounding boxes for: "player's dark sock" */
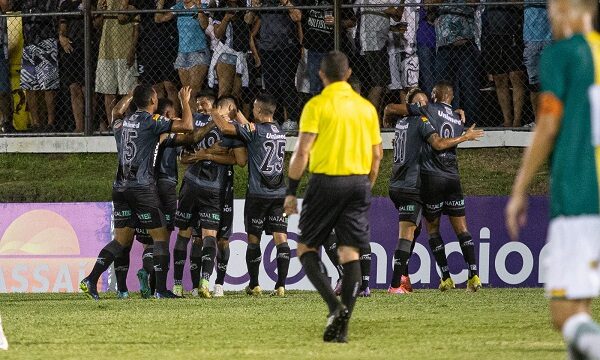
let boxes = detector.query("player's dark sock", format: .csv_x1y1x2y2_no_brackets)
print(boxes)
391,238,412,288
173,235,190,285
142,246,155,294
246,243,262,288
215,245,230,286
341,260,361,315
190,242,202,288
275,242,290,288
458,232,478,278
359,246,371,290
113,244,132,292
324,233,343,277
87,240,123,283
200,236,217,281
153,240,170,293
300,252,340,314
403,236,417,277
428,234,450,280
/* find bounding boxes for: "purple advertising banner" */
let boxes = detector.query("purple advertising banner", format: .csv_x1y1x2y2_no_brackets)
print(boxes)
0,197,550,292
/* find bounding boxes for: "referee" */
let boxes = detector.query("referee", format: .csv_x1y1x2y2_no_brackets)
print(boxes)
284,51,383,343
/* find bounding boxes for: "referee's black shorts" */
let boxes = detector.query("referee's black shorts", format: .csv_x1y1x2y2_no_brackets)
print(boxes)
299,174,371,250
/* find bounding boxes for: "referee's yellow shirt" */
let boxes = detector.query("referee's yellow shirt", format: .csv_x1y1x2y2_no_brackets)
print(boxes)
299,81,382,176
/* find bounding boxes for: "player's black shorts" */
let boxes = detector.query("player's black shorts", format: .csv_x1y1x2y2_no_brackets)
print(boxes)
389,189,423,225
299,174,371,250
175,180,221,231
244,196,288,237
135,178,178,244
218,180,234,240
112,185,167,230
420,173,465,221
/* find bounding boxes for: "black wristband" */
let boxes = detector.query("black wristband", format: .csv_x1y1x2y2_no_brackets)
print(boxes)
286,178,300,196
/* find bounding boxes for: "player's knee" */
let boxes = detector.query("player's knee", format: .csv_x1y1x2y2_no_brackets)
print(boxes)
338,245,360,264
217,239,229,250
179,228,192,238
248,234,261,245
273,232,287,246
202,236,217,249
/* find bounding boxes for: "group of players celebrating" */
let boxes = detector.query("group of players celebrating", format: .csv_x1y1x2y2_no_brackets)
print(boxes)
77,72,484,301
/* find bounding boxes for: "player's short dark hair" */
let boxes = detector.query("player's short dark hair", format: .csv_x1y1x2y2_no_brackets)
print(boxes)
406,88,427,104
157,98,174,116
320,51,349,82
216,95,238,110
196,89,216,101
255,93,277,115
133,84,155,108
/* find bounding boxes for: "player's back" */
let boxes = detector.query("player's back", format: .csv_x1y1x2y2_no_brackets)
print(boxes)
115,111,172,189
541,32,600,217
245,122,287,198
418,102,464,179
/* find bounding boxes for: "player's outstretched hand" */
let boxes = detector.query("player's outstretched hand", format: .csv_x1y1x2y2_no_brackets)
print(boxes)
179,86,192,103
505,193,528,241
283,195,298,217
464,124,484,141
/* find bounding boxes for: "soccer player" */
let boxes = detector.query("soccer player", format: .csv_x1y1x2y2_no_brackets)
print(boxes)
80,85,194,300
212,93,290,297
173,96,247,298
284,51,383,342
385,88,483,294
506,0,600,357
385,81,482,292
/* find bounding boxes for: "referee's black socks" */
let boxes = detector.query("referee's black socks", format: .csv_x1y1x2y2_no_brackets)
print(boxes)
359,246,371,290
173,235,190,286
458,232,478,278
246,243,262,288
324,233,343,278
153,240,170,293
428,234,451,280
88,240,124,284
275,242,290,289
341,260,361,315
391,238,412,288
300,251,340,315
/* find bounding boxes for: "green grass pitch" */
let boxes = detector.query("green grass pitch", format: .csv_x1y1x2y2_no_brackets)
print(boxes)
1,289,598,359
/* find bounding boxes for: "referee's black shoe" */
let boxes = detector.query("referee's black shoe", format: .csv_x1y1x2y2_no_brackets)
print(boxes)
323,305,349,342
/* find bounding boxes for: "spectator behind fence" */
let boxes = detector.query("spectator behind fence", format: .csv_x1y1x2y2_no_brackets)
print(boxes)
155,0,210,109
387,0,419,103
354,0,402,115
0,0,11,133
435,0,481,125
59,0,89,133
253,0,302,131
299,0,356,94
523,0,551,117
95,0,139,131
416,7,436,97
132,0,180,114
482,0,525,127
209,0,253,105
16,0,60,132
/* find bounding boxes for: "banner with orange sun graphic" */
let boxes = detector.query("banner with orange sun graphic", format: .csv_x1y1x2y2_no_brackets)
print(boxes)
0,203,112,292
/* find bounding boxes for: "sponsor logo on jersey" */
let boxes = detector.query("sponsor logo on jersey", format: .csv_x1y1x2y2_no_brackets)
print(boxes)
436,110,462,125
266,133,286,140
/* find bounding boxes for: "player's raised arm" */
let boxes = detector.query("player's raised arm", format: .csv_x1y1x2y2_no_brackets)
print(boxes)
111,92,133,125
428,124,485,151
171,87,194,133
210,108,237,135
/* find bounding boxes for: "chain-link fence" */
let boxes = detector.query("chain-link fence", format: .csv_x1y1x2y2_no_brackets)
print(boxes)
0,0,551,134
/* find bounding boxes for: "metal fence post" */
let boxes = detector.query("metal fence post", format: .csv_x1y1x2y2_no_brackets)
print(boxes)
333,0,341,51
83,0,93,136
